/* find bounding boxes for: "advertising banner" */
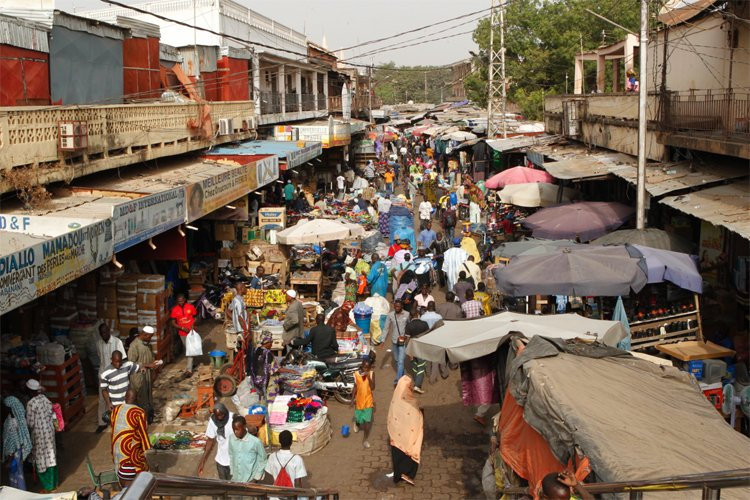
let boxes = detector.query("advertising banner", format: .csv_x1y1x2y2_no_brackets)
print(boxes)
112,187,186,252
0,219,113,314
186,163,252,222
255,154,279,188
0,215,101,235
285,142,322,168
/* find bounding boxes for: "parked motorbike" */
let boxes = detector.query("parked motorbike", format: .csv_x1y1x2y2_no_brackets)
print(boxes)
283,348,364,404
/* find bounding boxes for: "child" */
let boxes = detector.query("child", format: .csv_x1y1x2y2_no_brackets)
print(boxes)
265,430,306,487
352,358,375,448
357,270,368,297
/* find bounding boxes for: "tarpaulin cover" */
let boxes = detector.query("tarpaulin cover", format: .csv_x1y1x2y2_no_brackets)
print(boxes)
508,337,750,495
0,45,50,105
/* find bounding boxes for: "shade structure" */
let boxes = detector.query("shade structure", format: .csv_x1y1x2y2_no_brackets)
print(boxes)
521,201,635,242
493,245,648,296
497,182,579,208
591,228,694,253
492,238,581,259
276,218,364,245
484,166,554,189
627,244,703,293
447,130,477,141
406,312,626,363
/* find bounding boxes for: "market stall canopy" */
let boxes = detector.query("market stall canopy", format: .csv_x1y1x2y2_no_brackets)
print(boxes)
521,201,635,242
485,166,554,189
406,312,626,363
508,336,750,489
591,227,694,253
446,130,477,142
497,182,579,208
276,218,364,245
627,244,702,293
493,245,648,296
492,238,581,259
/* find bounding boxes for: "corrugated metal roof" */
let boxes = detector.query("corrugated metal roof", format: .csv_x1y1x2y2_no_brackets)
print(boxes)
221,45,253,60
0,13,49,53
485,134,560,153
609,161,749,197
208,140,322,168
116,16,160,39
159,43,182,62
0,8,54,28
53,10,128,40
660,181,750,239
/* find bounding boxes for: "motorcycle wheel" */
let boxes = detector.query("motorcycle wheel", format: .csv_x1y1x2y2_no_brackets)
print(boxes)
333,373,354,405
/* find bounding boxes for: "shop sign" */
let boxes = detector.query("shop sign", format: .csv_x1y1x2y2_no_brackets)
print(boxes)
285,142,322,168
256,155,279,188
112,188,186,252
185,163,252,222
330,122,352,147
203,195,249,221
0,219,113,315
0,215,101,235
699,221,724,285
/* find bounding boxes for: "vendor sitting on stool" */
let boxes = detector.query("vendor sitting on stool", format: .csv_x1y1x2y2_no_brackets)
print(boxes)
291,314,339,362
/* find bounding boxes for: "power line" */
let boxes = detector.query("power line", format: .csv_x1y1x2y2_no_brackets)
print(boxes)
351,29,478,61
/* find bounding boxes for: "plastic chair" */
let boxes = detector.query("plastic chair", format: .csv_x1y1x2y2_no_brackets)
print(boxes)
85,453,120,489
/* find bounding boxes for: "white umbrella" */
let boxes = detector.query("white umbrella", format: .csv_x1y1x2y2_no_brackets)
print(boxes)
448,130,478,141
276,218,364,245
498,182,579,207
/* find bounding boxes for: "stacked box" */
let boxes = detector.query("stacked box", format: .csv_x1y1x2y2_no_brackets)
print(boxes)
69,322,98,361
97,285,118,321
137,275,168,341
117,274,139,333
214,222,236,241
99,264,124,286
77,292,98,320
188,271,205,302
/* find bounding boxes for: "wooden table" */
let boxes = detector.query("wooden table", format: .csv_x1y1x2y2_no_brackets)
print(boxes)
655,340,735,361
289,270,323,301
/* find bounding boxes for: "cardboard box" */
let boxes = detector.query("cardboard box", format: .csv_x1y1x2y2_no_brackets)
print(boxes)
219,248,232,259
239,226,259,243
99,285,117,303
117,274,139,295
231,257,245,268
97,299,119,319
137,292,164,311
138,274,165,291
258,207,286,229
214,222,236,241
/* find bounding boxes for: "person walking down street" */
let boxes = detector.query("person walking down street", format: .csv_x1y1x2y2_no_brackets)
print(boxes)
336,173,346,200
463,255,482,289
383,169,395,197
418,221,436,250
170,294,197,376
430,232,450,288
93,324,126,433
367,254,389,298
265,430,307,487
454,271,475,304
3,396,32,490
405,309,429,394
228,415,267,483
413,284,434,312
387,376,423,486
381,300,411,385
376,194,392,237
352,358,375,449
436,291,463,320
127,326,157,418
462,289,485,319
225,283,249,363
101,351,157,417
282,290,305,349
110,389,151,487
441,205,457,239
474,282,493,316
249,331,286,401
420,301,443,330
442,238,469,292
197,403,234,480
25,380,58,492
283,180,296,208
418,200,432,230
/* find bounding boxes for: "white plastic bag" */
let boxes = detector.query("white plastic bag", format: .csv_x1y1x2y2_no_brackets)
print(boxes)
185,329,203,357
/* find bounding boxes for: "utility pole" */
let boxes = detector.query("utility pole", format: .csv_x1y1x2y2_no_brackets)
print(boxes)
368,64,373,123
424,71,427,103
636,0,648,229
487,0,507,138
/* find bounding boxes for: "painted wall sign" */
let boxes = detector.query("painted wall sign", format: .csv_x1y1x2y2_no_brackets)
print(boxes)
112,188,186,252
186,162,252,222
256,154,280,188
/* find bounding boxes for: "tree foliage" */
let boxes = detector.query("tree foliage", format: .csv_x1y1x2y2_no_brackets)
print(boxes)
468,0,639,119
373,62,452,105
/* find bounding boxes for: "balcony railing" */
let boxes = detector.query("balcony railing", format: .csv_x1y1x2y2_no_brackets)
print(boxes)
317,93,327,111
301,93,316,112
329,95,342,112
260,91,282,115
285,93,300,113
662,89,750,137
328,94,383,114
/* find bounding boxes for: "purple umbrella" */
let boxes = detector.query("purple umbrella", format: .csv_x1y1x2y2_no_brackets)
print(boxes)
626,244,703,293
521,201,635,242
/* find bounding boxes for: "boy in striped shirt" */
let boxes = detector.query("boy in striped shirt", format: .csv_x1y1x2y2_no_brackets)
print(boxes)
101,351,157,412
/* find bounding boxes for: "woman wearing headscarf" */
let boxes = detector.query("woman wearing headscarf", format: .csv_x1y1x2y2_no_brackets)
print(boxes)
327,301,358,337
110,389,151,486
248,331,284,401
387,376,423,485
3,396,32,489
197,403,233,480
367,254,389,298
25,379,58,492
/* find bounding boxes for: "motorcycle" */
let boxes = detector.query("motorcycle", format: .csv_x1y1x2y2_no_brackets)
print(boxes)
283,348,365,405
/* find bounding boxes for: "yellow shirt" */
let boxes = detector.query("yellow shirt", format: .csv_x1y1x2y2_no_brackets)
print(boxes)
354,371,373,410
474,291,492,316
384,172,394,183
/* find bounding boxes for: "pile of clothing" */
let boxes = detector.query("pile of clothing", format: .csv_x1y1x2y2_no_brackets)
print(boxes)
286,396,325,423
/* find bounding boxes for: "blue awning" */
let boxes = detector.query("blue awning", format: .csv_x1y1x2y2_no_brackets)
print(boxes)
209,140,322,170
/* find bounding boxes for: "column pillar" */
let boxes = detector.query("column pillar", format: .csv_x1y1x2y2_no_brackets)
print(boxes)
278,64,286,117
252,53,261,115
295,68,303,113
312,71,319,111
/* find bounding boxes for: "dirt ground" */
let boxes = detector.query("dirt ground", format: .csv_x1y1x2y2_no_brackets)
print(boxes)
53,190,496,499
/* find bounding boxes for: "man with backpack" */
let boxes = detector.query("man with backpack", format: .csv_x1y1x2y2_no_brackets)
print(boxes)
265,430,307,488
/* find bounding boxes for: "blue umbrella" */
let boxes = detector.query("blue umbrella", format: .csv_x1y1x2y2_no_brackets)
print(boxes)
612,296,631,351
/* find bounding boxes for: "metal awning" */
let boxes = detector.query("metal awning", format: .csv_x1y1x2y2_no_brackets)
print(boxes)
485,134,561,153
543,153,635,180
208,140,322,169
660,181,750,239
609,161,748,197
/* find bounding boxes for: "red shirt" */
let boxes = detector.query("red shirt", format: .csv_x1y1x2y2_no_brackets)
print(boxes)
388,244,401,257
170,303,197,335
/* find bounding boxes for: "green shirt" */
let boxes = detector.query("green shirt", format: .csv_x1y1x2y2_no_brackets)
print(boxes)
228,432,267,482
284,183,295,201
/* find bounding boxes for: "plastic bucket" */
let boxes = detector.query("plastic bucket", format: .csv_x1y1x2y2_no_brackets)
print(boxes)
354,312,372,335
209,350,226,369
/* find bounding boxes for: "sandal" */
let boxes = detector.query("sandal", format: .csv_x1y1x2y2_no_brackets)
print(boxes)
400,474,415,485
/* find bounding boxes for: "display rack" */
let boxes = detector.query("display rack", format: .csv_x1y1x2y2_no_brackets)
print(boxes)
630,294,703,351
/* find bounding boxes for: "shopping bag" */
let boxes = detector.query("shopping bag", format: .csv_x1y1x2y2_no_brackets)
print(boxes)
185,329,203,357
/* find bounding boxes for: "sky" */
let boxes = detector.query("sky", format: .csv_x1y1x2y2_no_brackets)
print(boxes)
54,0,484,66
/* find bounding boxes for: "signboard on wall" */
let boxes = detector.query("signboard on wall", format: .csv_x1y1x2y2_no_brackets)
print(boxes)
285,142,322,168
0,219,113,315
185,163,253,222
256,155,279,188
112,188,186,252
0,215,101,235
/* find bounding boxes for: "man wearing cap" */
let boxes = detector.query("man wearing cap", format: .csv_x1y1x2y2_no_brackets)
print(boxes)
128,326,157,418
282,290,305,349
93,323,126,433
25,379,58,492
443,238,469,292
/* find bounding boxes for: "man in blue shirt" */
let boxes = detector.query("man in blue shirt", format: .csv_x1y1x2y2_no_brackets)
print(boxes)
283,180,295,208
418,221,437,249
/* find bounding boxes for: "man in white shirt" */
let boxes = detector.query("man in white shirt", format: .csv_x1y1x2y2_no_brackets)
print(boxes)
93,323,126,433
418,200,432,229
336,174,346,199
197,403,234,480
265,430,307,487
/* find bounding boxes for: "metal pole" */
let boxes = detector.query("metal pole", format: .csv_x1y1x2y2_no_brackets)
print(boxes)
636,0,648,230
368,65,373,123
500,2,507,138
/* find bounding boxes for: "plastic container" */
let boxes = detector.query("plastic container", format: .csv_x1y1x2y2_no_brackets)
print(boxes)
687,360,703,380
354,312,373,335
209,350,226,369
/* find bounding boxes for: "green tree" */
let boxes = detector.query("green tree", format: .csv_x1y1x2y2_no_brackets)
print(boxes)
468,0,639,119
373,62,452,105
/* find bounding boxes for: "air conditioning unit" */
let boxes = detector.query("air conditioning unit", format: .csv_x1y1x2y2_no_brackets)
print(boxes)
218,118,233,136
58,121,88,151
241,116,256,131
